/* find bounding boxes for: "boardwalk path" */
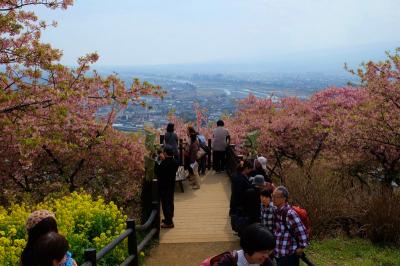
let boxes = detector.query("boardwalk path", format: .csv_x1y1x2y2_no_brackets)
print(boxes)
143,171,239,265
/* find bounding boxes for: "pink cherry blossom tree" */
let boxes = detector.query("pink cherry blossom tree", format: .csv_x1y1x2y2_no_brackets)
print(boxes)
0,1,165,204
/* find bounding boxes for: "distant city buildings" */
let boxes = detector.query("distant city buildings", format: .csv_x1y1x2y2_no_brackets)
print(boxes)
97,71,357,132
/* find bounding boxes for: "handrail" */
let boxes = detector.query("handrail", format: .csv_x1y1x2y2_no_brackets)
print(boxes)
96,227,134,260
226,144,243,178
135,208,157,231
81,179,160,266
121,255,135,266
137,227,158,252
81,136,214,266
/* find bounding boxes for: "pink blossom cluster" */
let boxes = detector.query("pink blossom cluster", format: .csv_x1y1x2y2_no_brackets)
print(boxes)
0,2,164,204
226,51,400,187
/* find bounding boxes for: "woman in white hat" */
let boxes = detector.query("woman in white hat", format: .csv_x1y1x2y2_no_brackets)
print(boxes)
249,156,271,183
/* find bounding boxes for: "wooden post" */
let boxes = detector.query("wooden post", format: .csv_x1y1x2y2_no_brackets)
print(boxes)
152,178,159,203
84,248,97,266
179,138,184,166
152,179,160,239
152,201,161,239
207,138,212,170
127,219,138,266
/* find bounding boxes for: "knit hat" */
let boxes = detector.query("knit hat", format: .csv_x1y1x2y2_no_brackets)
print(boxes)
26,210,56,230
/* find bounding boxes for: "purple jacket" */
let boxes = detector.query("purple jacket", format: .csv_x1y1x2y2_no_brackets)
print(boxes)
215,250,273,266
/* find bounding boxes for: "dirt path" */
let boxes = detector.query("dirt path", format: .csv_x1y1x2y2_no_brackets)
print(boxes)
143,241,240,266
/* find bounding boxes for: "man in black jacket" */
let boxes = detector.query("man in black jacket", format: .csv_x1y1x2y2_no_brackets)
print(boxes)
229,160,253,234
155,146,179,228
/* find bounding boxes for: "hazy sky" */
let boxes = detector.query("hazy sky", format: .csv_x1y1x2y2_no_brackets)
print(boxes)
34,0,399,67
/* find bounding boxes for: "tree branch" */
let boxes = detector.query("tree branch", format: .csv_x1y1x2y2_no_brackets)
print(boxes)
0,1,64,11
0,99,52,113
42,145,64,176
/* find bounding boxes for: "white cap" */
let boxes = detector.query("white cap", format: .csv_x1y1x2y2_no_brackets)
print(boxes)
257,156,267,171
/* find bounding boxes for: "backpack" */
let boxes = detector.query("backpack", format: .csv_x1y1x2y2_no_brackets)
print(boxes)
282,205,311,237
291,205,311,237
282,206,315,266
200,251,237,266
197,134,207,145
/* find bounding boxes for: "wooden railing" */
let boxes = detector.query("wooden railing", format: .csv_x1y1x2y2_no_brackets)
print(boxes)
81,179,160,266
225,144,243,178
81,134,216,265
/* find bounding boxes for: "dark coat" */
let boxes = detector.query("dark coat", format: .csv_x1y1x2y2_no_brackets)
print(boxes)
155,157,179,195
229,172,252,216
243,188,261,223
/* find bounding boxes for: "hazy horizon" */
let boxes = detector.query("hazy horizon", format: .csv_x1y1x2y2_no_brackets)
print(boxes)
33,0,399,72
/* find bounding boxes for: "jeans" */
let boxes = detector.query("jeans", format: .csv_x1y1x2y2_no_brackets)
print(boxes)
213,150,226,172
276,254,299,266
198,156,206,175
160,190,174,225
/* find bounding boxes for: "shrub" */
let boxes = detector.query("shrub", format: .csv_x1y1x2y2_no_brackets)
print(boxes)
0,192,128,265
285,162,364,238
285,162,400,245
361,189,400,245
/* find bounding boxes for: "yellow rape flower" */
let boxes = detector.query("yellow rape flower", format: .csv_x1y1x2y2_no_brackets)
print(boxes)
0,192,128,265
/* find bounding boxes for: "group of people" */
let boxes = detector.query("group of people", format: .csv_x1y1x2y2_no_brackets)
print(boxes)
155,120,230,229
157,120,311,265
18,119,310,266
225,158,310,266
20,210,77,266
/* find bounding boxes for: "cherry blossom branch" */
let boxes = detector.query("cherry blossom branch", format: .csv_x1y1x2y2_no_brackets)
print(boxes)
0,99,52,113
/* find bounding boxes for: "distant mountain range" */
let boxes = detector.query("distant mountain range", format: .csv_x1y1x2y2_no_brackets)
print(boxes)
95,43,399,76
